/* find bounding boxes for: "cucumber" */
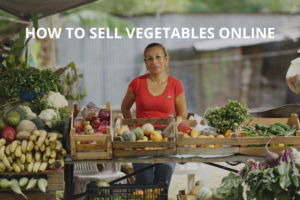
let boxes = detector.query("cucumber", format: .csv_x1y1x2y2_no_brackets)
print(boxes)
274,125,286,132
275,123,289,130
255,123,270,131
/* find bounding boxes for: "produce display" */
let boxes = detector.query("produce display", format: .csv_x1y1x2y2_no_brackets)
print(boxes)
242,122,297,147
74,102,111,144
0,177,48,199
0,130,66,173
116,123,170,150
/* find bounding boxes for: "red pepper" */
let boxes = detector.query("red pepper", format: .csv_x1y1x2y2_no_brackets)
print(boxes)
257,130,261,134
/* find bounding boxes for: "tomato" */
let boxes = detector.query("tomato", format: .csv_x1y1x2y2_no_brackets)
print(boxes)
74,122,84,130
1,126,16,142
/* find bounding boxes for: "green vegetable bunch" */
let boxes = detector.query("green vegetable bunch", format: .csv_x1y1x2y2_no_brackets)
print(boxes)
215,150,300,200
0,66,61,101
204,100,250,134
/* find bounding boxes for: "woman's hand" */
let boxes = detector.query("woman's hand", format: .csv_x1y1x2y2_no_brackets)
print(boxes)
121,88,136,119
175,92,187,119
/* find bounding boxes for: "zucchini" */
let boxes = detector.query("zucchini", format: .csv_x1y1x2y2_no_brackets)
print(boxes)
255,123,270,131
275,123,289,131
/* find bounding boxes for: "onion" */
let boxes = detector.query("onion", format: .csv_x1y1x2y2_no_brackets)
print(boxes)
142,123,154,136
265,136,279,165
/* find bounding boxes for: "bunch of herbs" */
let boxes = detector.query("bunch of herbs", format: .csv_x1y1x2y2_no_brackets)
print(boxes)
204,100,250,134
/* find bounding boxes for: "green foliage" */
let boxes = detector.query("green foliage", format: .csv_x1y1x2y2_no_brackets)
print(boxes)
54,62,87,101
204,100,250,134
0,66,61,101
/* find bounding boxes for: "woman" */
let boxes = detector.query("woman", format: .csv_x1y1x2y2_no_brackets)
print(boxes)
121,43,187,187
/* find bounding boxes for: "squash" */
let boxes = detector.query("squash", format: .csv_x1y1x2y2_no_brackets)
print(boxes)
122,130,136,142
189,185,203,196
197,187,212,200
195,180,210,188
213,188,225,199
132,128,144,140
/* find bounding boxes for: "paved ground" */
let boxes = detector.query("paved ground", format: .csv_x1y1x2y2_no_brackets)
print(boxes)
168,162,245,200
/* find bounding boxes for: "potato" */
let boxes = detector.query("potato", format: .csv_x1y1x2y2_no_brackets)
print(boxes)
16,131,31,141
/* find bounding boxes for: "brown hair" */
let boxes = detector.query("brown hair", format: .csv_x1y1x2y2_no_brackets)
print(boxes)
143,43,168,60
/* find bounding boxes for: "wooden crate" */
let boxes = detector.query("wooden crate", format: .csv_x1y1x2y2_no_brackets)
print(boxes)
70,102,113,160
176,116,240,155
0,170,64,200
113,115,177,157
239,114,300,155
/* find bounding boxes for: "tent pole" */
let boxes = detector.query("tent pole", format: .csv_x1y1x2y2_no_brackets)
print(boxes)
51,15,56,70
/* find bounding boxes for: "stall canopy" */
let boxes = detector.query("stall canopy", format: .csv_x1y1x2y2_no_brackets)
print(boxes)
0,0,97,20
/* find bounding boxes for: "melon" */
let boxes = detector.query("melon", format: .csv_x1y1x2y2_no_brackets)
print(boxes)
16,120,37,133
122,130,136,142
95,180,110,195
197,187,212,200
132,127,144,140
189,185,203,196
195,180,210,188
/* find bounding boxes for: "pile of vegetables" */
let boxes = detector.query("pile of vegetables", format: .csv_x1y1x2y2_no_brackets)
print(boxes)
0,177,48,198
204,100,250,134
243,122,297,138
0,91,72,138
0,130,66,173
214,137,300,200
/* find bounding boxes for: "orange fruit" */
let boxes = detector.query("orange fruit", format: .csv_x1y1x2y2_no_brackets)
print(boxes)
224,130,232,138
150,131,163,141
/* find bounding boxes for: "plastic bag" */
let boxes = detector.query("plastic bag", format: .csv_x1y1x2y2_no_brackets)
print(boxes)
286,57,300,94
189,114,218,136
74,101,100,123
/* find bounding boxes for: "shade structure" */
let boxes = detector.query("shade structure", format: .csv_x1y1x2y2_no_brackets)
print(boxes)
0,0,97,20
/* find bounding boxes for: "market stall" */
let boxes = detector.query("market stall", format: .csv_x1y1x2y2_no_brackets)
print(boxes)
63,97,300,200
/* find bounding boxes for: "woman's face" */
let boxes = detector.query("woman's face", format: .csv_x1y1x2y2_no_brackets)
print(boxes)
144,46,169,75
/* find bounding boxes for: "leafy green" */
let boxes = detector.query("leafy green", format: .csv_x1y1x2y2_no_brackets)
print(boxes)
0,66,61,101
204,100,249,134
217,150,300,200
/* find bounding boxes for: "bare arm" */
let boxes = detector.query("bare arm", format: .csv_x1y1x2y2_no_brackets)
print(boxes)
121,88,136,119
175,92,187,119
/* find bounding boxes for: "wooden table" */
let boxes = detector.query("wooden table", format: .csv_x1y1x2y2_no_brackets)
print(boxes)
64,154,265,200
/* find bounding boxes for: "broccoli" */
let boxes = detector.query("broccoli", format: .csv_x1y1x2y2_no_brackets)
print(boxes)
59,106,72,119
30,117,49,131
57,117,68,133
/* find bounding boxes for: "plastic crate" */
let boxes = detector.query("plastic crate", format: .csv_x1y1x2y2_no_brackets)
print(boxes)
86,181,168,200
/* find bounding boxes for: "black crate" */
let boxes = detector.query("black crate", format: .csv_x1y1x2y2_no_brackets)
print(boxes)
86,181,168,200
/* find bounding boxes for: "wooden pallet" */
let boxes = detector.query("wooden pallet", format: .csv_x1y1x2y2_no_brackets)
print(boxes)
239,114,300,155
113,115,177,157
70,102,113,160
0,170,64,200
